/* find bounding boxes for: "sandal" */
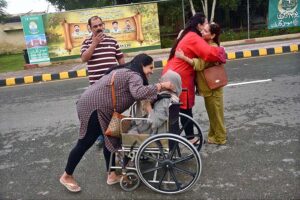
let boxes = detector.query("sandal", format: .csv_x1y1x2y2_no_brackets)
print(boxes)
107,175,122,185
189,138,200,146
207,138,227,145
59,178,81,192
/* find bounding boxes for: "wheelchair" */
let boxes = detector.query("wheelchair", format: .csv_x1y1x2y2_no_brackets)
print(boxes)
108,102,204,194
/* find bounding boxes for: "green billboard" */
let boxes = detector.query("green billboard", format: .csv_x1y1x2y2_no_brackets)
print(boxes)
268,0,300,29
21,15,50,64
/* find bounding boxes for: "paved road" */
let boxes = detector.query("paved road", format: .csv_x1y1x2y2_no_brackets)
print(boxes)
0,52,299,199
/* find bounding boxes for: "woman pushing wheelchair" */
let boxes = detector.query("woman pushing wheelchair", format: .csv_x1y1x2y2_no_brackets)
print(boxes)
59,53,175,192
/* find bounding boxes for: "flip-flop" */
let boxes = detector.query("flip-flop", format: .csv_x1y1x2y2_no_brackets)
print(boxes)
188,138,200,146
207,138,227,145
107,175,122,185
59,178,81,192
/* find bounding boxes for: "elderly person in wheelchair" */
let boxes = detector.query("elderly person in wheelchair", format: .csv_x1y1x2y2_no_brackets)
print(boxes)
111,70,202,194
127,70,182,136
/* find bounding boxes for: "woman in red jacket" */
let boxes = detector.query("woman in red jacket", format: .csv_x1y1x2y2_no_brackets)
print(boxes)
163,13,226,144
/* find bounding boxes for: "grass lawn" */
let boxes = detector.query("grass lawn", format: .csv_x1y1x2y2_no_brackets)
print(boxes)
0,53,25,73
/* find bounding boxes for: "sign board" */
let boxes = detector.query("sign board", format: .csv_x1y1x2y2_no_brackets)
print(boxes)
268,0,300,29
43,3,161,59
21,15,50,64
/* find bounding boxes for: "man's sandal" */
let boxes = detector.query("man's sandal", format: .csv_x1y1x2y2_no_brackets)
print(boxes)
59,178,81,192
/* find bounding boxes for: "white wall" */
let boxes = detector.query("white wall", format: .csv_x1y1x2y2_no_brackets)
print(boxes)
0,22,25,54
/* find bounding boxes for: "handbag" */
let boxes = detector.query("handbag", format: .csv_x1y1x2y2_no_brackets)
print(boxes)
105,72,130,138
203,64,228,90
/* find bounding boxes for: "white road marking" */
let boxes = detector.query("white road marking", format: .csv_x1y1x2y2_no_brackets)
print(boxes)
76,87,88,91
226,79,272,87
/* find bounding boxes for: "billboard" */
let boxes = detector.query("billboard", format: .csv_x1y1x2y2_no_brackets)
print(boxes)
21,15,50,64
268,0,299,29
43,3,161,59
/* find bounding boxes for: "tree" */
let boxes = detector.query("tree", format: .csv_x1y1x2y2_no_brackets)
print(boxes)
45,0,112,11
200,0,217,22
210,0,216,22
45,0,157,10
188,0,240,24
188,0,196,16
188,0,217,22
200,0,208,18
0,0,7,22
219,0,240,26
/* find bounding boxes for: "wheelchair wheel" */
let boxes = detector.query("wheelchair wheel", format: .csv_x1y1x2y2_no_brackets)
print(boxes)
179,113,204,151
120,172,140,192
135,133,201,194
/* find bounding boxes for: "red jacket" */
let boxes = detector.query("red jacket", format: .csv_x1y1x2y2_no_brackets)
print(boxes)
163,31,223,109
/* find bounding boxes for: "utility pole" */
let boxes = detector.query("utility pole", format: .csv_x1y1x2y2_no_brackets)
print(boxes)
182,0,185,27
247,0,250,39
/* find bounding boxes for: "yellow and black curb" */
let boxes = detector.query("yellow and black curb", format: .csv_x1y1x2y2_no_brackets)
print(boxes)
0,68,88,87
0,43,299,87
226,43,299,59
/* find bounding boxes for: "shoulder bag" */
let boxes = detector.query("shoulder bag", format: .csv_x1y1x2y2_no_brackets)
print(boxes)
203,64,228,90
105,72,130,138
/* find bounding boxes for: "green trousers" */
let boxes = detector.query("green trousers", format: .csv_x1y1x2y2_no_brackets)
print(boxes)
204,91,227,144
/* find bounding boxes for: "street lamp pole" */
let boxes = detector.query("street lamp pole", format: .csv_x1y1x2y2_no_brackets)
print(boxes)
182,0,185,27
247,0,250,39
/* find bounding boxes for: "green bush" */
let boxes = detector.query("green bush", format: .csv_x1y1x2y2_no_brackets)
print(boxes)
221,27,300,42
161,26,300,48
161,37,175,48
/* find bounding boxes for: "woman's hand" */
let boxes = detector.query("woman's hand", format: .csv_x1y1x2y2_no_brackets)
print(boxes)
156,81,175,92
175,48,185,59
161,81,175,92
218,46,227,64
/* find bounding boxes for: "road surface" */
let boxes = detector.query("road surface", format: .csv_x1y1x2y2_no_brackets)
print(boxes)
0,52,299,199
